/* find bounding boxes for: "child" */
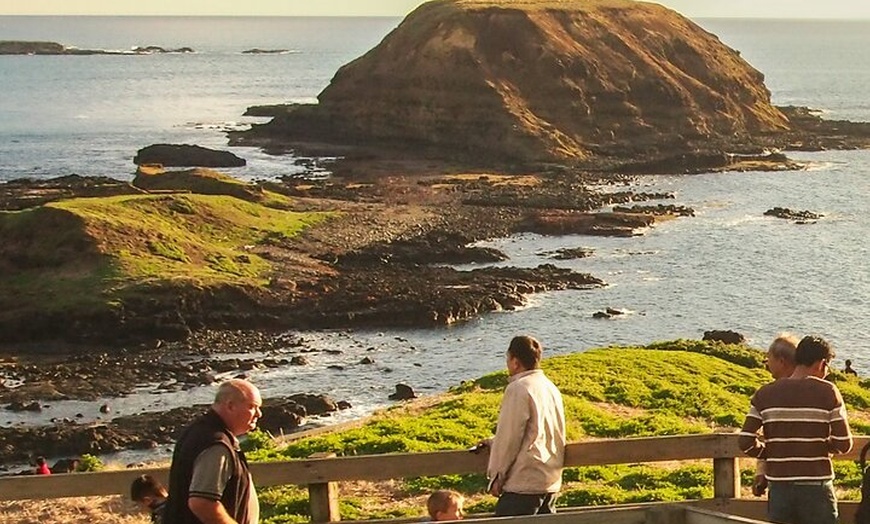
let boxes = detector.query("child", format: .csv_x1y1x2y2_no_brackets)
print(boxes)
35,456,51,475
130,474,168,524
427,489,464,521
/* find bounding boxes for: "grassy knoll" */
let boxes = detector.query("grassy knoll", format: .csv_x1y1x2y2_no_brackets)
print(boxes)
0,192,331,338
246,340,868,523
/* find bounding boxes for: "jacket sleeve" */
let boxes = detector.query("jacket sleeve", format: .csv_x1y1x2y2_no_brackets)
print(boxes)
828,386,853,454
738,395,765,458
487,383,530,484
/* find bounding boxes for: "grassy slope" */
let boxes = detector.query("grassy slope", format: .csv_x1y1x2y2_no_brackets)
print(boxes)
246,341,870,523
0,193,331,317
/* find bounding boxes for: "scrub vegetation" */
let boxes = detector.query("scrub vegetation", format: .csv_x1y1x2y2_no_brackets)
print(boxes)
0,192,331,324
243,340,869,523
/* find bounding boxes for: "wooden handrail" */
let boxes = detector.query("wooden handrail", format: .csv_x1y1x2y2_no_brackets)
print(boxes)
1,433,866,509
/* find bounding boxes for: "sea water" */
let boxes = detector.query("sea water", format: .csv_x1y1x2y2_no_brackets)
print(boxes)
1,17,869,437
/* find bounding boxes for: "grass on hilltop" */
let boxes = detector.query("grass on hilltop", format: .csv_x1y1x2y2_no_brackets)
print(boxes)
243,340,870,523
0,192,332,318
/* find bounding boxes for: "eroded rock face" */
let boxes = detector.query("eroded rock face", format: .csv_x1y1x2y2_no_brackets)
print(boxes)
241,0,788,163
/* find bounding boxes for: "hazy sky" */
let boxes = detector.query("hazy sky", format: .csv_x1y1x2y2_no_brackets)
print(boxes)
1,0,868,18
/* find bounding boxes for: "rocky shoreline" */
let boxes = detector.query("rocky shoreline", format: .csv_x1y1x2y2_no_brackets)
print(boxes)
0,166,675,463
0,393,349,466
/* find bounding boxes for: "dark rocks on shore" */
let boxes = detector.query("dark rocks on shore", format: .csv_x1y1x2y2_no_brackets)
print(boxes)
593,307,627,319
613,204,695,217
388,384,417,401
703,330,746,345
0,174,140,212
133,144,246,168
521,211,655,237
0,331,302,405
540,247,593,260
298,263,605,329
764,207,823,222
324,230,508,267
618,150,796,175
5,401,42,412
0,393,349,463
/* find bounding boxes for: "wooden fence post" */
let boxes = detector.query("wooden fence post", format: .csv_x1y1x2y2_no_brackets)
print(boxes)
712,457,740,499
308,452,341,522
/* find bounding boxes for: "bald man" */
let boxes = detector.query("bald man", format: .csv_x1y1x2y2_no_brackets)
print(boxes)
166,379,263,524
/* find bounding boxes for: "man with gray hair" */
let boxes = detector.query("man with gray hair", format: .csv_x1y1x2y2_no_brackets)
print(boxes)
740,335,852,524
753,333,799,496
166,379,263,524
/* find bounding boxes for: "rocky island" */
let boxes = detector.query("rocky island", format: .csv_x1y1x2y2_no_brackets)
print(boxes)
230,0,870,172
0,40,194,55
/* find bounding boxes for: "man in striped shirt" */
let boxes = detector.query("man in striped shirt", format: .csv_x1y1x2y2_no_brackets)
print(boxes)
739,335,853,524
753,334,799,497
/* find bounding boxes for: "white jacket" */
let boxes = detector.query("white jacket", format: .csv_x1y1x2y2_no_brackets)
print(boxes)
487,369,566,494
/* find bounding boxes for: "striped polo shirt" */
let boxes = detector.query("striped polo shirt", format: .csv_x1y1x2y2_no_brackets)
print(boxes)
738,376,852,481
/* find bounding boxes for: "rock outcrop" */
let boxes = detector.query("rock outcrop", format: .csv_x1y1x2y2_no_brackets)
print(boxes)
133,167,264,202
236,0,788,164
134,144,246,168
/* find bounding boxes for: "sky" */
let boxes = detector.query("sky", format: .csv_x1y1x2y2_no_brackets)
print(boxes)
0,0,868,19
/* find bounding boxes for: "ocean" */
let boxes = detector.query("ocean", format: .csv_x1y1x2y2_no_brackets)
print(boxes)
1,16,870,450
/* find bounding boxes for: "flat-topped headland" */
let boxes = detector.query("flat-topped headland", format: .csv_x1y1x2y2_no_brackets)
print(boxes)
234,0,786,163
231,0,870,172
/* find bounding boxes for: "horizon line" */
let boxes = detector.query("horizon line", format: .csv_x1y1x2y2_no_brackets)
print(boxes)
1,13,868,20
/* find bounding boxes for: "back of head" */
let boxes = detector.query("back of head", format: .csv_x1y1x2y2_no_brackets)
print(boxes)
795,335,835,366
508,335,542,370
36,456,46,466
768,333,798,364
427,489,463,519
131,474,167,501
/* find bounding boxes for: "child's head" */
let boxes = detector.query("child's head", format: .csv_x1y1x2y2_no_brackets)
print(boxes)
427,489,464,521
130,474,168,510
35,457,46,466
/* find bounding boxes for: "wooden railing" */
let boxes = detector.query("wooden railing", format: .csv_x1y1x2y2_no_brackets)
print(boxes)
1,433,866,522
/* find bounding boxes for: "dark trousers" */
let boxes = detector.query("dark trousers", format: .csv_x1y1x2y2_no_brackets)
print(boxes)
767,480,837,524
494,492,557,516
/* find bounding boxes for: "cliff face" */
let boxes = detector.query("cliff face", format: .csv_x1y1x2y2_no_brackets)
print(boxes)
250,0,788,163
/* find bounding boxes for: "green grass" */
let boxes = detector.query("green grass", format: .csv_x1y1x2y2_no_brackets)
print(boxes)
0,193,332,319
49,194,330,283
251,340,870,522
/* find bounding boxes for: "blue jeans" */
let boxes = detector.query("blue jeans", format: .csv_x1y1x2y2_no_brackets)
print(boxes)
768,480,838,524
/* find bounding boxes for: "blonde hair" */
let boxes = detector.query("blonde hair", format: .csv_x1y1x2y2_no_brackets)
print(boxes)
427,489,464,519
768,333,799,363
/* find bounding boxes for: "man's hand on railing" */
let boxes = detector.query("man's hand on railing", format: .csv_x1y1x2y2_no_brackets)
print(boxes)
752,474,768,497
468,439,491,454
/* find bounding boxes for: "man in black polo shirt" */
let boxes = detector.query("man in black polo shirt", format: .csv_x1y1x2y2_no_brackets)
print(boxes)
166,379,263,524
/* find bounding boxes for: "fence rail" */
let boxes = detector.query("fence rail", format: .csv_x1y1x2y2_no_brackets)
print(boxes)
1,433,866,522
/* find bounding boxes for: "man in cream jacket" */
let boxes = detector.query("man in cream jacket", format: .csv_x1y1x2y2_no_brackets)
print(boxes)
482,335,566,516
